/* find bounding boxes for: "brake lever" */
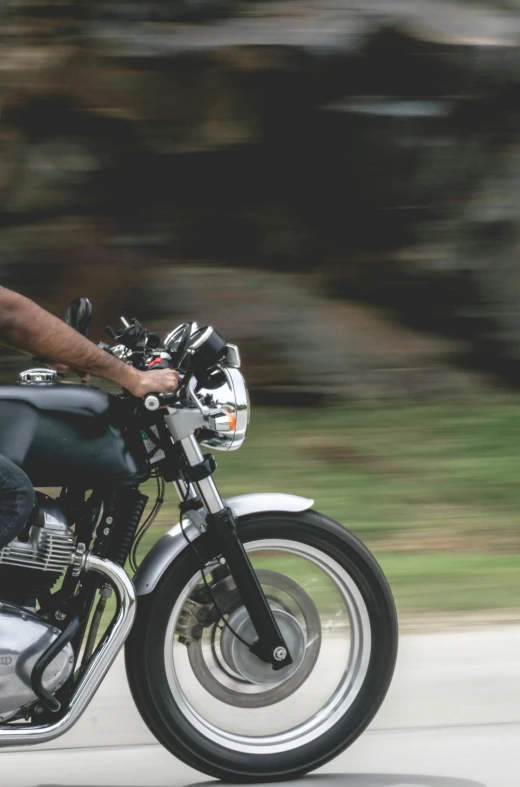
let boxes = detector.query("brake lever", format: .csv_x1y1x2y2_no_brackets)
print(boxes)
188,387,210,416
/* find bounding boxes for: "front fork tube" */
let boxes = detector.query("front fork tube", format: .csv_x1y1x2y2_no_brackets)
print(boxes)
175,436,293,670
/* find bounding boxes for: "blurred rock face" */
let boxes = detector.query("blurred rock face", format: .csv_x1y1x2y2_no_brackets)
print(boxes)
1,0,520,398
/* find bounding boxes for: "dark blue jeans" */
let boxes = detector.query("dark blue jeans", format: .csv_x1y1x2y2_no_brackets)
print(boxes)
0,455,35,550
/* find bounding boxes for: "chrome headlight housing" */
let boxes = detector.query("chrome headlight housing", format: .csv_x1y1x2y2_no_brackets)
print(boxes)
197,366,250,451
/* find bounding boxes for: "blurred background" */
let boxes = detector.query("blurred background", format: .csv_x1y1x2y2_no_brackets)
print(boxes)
2,0,520,627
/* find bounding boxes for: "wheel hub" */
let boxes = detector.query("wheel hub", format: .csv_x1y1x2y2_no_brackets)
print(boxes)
185,568,322,708
220,608,306,686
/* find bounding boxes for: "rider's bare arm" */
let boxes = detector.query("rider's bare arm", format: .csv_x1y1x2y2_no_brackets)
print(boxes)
0,287,178,398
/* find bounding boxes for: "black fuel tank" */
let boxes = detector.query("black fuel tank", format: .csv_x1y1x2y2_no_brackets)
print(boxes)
0,383,150,487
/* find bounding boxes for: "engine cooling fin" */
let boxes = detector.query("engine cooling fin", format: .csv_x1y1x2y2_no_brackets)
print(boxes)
0,495,75,606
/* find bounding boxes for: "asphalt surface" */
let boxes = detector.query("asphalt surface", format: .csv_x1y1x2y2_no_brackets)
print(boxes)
1,625,519,787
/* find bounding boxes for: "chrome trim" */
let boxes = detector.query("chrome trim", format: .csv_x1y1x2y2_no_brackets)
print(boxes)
188,325,214,352
224,344,241,369
164,322,199,351
0,555,135,747
227,493,314,519
164,366,249,451
110,344,133,362
180,436,225,515
227,367,249,450
179,434,209,468
19,368,58,384
133,493,314,596
164,324,185,350
188,387,211,416
198,366,250,451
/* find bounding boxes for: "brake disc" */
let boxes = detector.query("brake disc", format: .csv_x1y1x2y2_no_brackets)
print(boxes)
186,569,322,708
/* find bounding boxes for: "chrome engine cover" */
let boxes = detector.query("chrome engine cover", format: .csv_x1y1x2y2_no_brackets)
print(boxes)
0,498,75,575
0,604,74,719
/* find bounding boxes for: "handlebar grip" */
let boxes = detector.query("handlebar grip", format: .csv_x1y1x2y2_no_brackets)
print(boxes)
143,392,177,411
144,395,161,411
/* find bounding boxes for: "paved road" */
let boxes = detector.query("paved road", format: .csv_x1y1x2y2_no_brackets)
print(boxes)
1,625,519,787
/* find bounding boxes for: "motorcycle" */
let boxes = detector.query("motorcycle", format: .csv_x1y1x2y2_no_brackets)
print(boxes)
0,298,397,782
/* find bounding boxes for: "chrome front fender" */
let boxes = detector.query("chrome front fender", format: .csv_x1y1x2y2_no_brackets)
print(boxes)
133,492,314,596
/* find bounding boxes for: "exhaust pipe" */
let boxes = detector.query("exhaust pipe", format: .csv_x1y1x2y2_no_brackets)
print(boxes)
0,553,136,747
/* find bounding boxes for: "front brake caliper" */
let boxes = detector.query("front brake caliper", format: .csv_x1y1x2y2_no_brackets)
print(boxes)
175,589,211,646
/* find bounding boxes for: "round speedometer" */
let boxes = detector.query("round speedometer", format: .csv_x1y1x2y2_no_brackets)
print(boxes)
187,326,227,375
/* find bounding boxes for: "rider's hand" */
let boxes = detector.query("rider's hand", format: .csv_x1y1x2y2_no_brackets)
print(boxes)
128,368,179,398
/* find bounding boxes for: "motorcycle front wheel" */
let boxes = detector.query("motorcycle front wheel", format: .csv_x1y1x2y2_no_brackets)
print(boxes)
125,510,398,782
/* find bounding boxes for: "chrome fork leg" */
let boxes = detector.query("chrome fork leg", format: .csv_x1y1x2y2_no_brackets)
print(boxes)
0,554,136,747
179,435,225,514
177,435,292,669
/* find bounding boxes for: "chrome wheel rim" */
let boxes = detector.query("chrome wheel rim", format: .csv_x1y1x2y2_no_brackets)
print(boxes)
164,538,372,755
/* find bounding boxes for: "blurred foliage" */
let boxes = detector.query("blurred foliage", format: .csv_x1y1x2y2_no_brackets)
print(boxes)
3,0,520,399
132,396,520,618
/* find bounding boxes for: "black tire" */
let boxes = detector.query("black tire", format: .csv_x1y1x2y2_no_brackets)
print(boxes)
125,510,398,782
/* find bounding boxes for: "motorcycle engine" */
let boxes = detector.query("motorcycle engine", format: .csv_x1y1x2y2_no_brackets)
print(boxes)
0,495,76,719
0,604,74,720
0,494,75,606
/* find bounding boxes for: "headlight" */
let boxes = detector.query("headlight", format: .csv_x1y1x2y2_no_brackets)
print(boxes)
196,366,250,451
